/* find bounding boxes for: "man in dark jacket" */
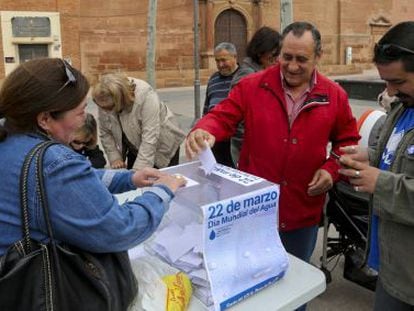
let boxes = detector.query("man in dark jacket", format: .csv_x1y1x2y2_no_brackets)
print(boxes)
339,21,414,310
203,42,239,167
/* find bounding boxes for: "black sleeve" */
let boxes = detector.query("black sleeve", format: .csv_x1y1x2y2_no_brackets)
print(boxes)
84,146,107,169
203,80,211,116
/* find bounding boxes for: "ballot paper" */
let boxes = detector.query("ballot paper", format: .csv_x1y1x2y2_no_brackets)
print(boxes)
125,161,289,311
199,144,217,175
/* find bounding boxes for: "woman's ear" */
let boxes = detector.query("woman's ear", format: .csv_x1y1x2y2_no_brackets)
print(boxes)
36,112,51,132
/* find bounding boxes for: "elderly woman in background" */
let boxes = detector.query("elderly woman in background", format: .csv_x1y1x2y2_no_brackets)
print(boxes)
231,26,281,88
93,74,185,170
0,58,185,309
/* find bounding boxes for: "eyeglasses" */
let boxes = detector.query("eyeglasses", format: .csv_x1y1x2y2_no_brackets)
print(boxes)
55,60,76,95
374,43,414,60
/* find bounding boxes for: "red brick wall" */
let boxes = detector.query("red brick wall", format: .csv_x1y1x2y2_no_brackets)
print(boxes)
2,0,414,85
79,0,195,85
0,15,4,79
0,0,57,11
60,0,81,69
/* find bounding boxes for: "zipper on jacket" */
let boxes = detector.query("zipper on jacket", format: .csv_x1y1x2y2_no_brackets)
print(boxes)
260,82,329,128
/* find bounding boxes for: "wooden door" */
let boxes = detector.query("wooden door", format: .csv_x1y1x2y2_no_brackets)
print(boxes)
214,9,247,62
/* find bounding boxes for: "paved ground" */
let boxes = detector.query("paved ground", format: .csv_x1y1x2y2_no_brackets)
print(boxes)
87,69,382,310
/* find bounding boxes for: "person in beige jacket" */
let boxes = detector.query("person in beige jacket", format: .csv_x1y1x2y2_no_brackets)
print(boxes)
93,74,185,170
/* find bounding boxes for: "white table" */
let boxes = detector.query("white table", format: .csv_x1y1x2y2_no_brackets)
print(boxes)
188,254,326,311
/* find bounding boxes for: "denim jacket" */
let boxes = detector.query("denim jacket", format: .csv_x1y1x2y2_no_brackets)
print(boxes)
0,134,174,255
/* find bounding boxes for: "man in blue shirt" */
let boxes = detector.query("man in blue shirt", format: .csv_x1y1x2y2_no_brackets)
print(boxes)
339,21,414,310
203,42,239,167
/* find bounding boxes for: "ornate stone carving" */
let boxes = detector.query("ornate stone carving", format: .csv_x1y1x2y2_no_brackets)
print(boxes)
369,16,392,27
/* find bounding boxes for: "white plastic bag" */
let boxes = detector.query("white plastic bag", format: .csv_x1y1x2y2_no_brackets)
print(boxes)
129,255,176,311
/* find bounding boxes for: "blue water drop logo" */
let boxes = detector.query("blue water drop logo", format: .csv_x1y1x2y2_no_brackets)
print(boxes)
209,230,216,240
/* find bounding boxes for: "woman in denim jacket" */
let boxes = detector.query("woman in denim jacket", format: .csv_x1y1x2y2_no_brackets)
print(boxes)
0,58,185,257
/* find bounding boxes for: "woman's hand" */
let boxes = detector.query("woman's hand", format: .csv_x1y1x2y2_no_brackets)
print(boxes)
185,129,215,159
154,174,187,193
111,159,127,169
131,167,162,187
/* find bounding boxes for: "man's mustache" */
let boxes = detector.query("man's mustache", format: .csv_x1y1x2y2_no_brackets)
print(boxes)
396,91,411,101
396,91,414,107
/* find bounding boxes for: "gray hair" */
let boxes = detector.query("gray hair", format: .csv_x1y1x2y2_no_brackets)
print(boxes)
214,42,237,55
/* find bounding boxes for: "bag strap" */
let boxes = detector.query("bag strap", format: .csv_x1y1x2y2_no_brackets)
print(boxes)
34,141,59,242
19,141,58,253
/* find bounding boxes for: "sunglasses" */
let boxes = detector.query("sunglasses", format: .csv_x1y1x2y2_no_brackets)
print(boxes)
55,60,76,94
375,43,414,60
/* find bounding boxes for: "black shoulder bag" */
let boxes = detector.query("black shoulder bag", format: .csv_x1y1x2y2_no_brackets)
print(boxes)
0,141,138,310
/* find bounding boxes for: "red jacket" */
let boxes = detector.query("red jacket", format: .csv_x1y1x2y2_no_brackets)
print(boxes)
194,65,360,231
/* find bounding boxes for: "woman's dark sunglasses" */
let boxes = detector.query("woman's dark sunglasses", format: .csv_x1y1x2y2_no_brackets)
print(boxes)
375,43,414,60
55,60,76,94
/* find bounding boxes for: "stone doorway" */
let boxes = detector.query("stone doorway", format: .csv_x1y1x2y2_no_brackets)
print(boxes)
214,9,247,62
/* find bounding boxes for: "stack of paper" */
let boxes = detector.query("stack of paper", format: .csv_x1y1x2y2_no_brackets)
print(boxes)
146,212,214,307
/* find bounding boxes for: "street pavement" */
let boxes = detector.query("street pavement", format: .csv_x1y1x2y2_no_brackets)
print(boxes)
87,70,381,310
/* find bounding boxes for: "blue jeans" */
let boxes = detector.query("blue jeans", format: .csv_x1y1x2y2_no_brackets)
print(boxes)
279,225,319,263
374,278,414,311
279,225,319,311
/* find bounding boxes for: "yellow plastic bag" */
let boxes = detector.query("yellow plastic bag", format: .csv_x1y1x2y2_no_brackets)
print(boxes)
162,272,193,311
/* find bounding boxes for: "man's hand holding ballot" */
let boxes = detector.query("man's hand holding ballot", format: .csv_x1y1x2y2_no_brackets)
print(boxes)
185,129,216,159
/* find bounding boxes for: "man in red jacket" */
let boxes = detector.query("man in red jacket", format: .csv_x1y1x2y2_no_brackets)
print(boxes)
186,21,360,264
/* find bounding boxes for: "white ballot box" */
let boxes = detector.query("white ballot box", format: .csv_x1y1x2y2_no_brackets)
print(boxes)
188,254,326,311
125,161,289,311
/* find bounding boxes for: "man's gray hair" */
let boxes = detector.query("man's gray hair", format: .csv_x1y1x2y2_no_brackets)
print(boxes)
214,42,237,55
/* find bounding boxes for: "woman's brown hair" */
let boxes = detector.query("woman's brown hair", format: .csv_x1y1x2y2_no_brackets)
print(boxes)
0,58,90,141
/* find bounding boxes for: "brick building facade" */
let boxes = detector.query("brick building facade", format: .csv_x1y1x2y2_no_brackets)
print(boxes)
1,0,414,87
